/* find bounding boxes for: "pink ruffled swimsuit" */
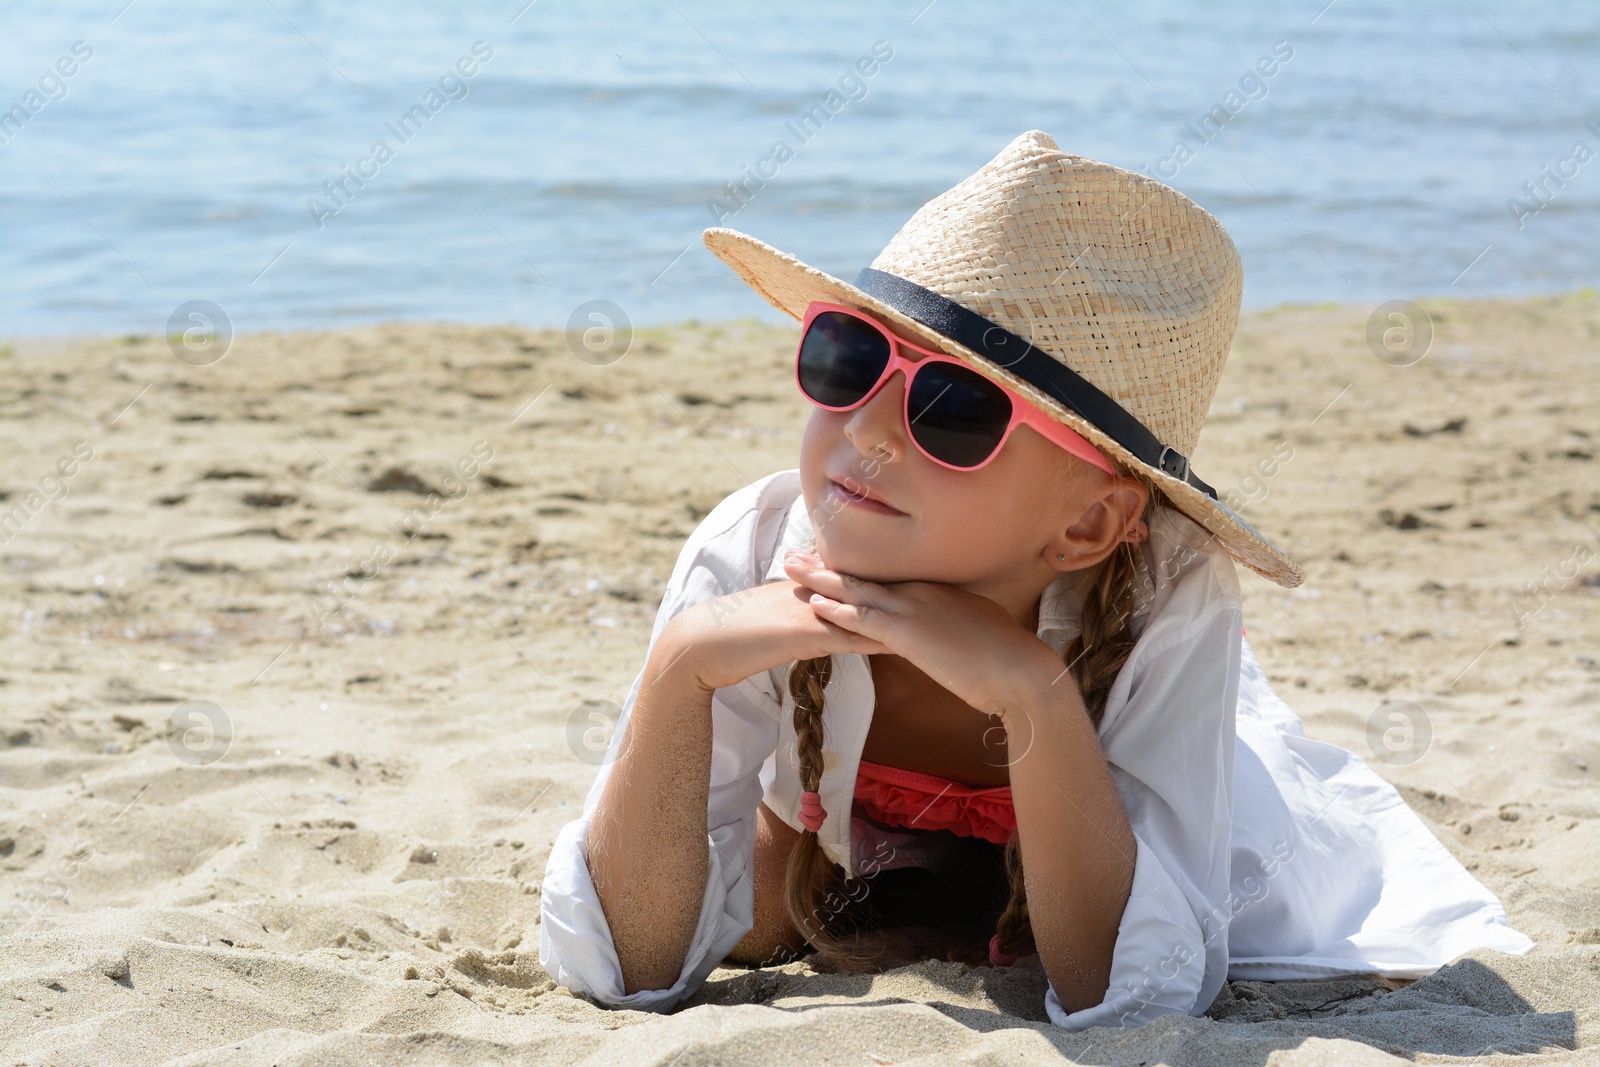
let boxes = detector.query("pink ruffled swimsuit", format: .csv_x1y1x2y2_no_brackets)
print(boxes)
851,760,1022,967
852,759,1015,846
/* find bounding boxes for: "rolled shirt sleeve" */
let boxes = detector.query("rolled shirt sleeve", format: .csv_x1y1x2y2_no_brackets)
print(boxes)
538,475,793,1010
1044,562,1243,1030
539,673,775,1011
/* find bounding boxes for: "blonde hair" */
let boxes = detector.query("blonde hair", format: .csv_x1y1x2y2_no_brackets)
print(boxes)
781,460,1162,968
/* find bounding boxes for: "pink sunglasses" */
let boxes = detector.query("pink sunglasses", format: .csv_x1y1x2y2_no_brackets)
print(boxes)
795,301,1114,474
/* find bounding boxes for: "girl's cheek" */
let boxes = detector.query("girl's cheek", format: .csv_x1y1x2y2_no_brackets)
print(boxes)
798,413,837,518
801,409,854,473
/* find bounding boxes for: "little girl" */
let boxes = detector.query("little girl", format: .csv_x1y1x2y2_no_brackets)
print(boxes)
540,131,1531,1029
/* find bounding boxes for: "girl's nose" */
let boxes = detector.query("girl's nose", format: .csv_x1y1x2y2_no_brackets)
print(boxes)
843,366,910,461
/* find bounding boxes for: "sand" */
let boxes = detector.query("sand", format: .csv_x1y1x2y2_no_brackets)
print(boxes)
1,292,1596,1065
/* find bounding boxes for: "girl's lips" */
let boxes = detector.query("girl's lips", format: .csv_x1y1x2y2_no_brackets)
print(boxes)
828,478,906,516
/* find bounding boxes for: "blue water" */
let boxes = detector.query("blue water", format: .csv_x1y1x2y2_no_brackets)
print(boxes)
2,1,1596,338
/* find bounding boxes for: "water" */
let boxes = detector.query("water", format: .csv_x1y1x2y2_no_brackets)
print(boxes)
2,0,1596,338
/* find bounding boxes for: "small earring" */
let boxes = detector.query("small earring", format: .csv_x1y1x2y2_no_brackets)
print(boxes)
1057,553,1065,561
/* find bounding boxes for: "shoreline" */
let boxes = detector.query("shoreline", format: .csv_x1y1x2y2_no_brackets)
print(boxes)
4,285,1597,354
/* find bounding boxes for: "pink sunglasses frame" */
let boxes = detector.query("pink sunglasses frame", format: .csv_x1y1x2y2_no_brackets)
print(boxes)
796,300,1115,475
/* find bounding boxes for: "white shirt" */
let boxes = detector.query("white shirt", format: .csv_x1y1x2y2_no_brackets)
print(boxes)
540,469,1532,1029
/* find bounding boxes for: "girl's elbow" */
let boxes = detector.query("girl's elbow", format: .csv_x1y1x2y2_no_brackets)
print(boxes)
620,961,683,998
1047,958,1114,1016
1033,925,1115,1014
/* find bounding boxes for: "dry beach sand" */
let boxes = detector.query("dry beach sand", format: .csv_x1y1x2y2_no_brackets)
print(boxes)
1,292,1597,1065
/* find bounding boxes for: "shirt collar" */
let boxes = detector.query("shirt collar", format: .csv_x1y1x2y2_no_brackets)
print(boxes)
762,494,816,582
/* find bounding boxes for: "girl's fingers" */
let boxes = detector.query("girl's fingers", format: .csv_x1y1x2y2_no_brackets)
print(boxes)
809,592,882,638
812,604,889,655
783,556,891,608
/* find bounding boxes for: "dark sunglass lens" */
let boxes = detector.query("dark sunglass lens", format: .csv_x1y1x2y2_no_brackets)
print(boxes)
907,362,1012,468
798,312,890,408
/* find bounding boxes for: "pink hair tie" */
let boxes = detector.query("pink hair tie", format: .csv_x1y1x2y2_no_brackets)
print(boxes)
798,791,826,833
988,934,1018,968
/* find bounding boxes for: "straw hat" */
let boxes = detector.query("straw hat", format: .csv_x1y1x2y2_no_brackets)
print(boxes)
703,128,1302,588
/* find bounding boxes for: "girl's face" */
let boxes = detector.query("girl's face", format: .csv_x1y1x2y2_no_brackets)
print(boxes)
798,315,1148,626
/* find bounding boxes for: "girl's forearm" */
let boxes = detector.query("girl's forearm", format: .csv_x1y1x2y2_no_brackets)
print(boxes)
586,623,717,994
1002,652,1137,1013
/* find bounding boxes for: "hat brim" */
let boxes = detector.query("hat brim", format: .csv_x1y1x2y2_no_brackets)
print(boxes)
703,226,1304,589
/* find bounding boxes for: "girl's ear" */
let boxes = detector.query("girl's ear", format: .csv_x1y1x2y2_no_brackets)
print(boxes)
1051,477,1148,570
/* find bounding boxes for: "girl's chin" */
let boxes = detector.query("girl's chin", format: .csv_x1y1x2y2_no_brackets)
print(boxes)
811,541,910,583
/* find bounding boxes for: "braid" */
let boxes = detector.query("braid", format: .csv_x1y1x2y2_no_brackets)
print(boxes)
1060,538,1145,730
991,471,1164,964
782,653,884,970
993,831,1030,960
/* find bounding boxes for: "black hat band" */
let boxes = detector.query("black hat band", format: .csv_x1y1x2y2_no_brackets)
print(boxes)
853,267,1218,501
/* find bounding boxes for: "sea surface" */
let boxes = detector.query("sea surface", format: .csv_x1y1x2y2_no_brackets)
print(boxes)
2,0,1596,338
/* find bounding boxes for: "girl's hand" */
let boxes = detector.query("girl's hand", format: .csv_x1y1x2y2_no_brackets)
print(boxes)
666,576,893,695
781,552,1058,719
